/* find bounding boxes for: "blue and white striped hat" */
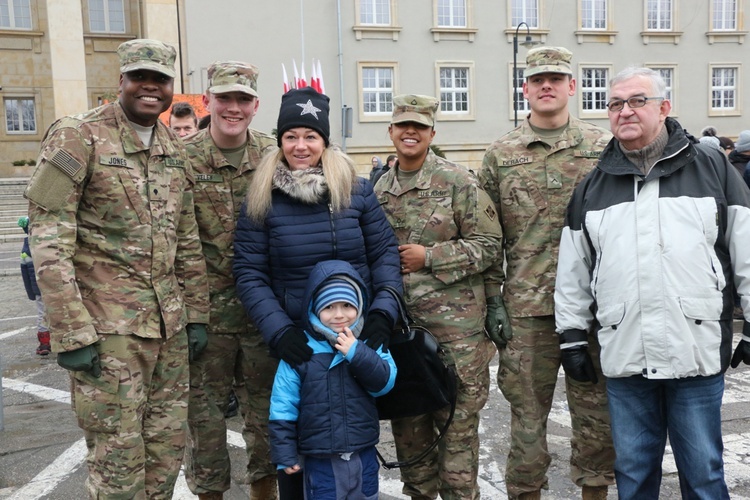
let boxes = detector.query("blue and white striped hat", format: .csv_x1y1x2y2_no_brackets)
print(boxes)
313,278,360,316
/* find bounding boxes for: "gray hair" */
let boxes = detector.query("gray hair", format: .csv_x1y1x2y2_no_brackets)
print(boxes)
609,67,667,98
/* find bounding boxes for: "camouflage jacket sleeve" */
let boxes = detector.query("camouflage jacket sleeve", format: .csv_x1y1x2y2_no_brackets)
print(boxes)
174,147,210,325
428,168,503,286
25,122,98,351
479,150,506,298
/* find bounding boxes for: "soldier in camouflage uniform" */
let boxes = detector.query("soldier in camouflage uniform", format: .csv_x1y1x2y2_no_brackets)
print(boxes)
183,61,278,500
479,47,615,500
374,95,502,500
24,39,210,499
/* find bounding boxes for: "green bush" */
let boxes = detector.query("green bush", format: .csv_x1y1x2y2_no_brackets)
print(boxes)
27,159,36,166
430,144,446,158
12,160,26,166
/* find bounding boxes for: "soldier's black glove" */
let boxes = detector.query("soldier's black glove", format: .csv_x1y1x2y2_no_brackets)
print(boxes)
186,323,208,362
360,311,392,352
730,337,750,368
485,296,513,350
57,344,101,378
275,326,313,366
559,330,598,384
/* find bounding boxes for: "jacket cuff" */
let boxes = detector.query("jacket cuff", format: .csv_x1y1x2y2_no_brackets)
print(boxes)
559,329,588,349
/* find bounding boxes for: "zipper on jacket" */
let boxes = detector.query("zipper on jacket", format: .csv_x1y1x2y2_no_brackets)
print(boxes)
328,203,337,258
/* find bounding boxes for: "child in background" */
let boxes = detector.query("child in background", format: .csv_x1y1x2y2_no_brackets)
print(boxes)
18,216,50,356
269,260,396,500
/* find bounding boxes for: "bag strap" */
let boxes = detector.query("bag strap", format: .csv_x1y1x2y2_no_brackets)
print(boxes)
375,286,459,470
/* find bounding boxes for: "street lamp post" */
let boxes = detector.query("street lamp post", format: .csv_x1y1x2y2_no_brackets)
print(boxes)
513,22,534,127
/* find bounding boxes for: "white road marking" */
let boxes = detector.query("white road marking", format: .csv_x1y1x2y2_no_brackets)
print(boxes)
7,438,87,500
0,326,31,340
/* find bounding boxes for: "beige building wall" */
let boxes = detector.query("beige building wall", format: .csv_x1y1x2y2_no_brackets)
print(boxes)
182,0,748,174
0,0,184,177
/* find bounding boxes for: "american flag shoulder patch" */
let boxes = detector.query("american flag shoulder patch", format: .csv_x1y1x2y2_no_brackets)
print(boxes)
49,149,83,179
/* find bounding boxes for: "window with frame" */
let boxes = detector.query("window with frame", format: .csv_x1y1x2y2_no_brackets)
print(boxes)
439,66,469,114
437,0,466,28
362,66,394,115
0,0,32,29
581,0,607,29
712,0,737,30
89,0,126,33
5,97,36,134
360,0,391,25
513,66,531,115
511,0,539,28
652,67,674,101
580,67,609,112
711,66,737,111
646,0,672,30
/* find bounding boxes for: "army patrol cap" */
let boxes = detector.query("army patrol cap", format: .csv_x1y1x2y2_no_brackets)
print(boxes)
523,46,573,78
391,94,439,127
118,39,176,78
207,61,259,97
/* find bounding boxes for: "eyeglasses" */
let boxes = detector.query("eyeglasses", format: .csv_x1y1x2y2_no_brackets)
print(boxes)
606,96,665,112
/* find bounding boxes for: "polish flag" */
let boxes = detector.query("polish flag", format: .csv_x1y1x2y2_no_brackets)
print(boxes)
282,63,291,93
316,59,326,94
299,61,308,88
292,59,301,90
311,59,321,93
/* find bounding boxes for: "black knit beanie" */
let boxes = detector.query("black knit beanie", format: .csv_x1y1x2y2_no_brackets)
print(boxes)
276,87,331,146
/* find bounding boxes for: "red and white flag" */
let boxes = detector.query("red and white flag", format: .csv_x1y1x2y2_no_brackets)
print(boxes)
299,61,308,89
292,59,301,90
316,59,325,94
282,63,291,93
310,59,321,92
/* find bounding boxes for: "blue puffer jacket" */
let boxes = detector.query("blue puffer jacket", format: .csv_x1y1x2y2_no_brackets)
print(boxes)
268,260,396,467
233,174,402,348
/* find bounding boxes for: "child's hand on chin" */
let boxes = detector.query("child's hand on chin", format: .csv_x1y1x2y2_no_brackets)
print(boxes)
334,327,356,356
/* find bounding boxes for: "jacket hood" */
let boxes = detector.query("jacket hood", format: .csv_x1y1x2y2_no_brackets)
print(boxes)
301,260,370,342
596,117,695,179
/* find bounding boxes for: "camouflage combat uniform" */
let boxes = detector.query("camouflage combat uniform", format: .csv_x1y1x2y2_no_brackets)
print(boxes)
184,126,277,494
479,116,615,498
25,99,209,499
376,149,502,500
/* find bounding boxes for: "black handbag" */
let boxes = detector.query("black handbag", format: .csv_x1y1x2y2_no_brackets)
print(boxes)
375,287,458,469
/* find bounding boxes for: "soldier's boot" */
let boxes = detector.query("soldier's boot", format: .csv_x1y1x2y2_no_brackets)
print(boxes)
250,475,278,500
197,493,223,500
36,330,51,356
517,491,542,500
582,485,609,500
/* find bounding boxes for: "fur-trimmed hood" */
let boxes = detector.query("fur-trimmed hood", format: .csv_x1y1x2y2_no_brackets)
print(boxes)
272,163,328,204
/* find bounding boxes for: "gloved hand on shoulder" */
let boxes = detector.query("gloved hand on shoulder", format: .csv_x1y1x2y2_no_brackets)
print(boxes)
275,326,313,366
360,311,392,352
559,330,598,384
485,295,513,349
57,344,101,378
186,323,208,362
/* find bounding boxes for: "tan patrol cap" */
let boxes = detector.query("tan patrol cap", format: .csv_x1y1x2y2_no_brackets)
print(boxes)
523,46,573,78
391,94,439,127
207,61,259,97
118,39,176,78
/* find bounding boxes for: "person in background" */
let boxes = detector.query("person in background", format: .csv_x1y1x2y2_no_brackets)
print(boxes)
198,113,211,130
375,94,502,499
18,215,50,356
718,136,734,157
729,130,750,184
480,46,615,500
25,38,209,499
169,101,199,138
555,66,750,499
233,86,402,499
183,61,278,500
370,154,395,187
368,155,385,185
699,135,722,151
270,259,396,500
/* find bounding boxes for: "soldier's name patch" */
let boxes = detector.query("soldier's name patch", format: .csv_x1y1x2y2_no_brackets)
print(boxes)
195,173,223,182
502,157,532,166
100,155,129,167
164,158,186,168
49,149,83,179
418,189,449,198
574,150,602,159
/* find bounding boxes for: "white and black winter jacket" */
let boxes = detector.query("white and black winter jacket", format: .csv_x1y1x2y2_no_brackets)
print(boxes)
555,117,750,379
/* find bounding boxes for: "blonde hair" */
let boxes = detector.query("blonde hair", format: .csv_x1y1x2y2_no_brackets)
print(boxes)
245,145,357,222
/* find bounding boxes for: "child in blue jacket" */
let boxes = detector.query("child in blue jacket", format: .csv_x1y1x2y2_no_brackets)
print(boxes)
19,216,50,355
269,260,397,500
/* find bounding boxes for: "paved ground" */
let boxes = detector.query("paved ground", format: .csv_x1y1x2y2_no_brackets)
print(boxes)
1,240,750,498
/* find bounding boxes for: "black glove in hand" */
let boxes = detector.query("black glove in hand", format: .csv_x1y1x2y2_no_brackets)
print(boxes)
730,339,750,368
275,327,313,366
57,344,102,378
360,312,391,352
186,323,208,362
560,346,598,384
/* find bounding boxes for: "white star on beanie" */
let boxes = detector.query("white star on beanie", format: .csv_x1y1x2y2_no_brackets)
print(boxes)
296,99,321,119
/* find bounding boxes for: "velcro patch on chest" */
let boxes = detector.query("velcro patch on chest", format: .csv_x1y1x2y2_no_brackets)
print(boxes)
418,189,449,198
195,173,223,182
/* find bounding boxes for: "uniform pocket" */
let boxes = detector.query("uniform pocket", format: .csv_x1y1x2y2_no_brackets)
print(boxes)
71,366,122,433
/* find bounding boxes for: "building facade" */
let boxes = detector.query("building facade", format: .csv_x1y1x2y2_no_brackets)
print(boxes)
2,0,747,176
